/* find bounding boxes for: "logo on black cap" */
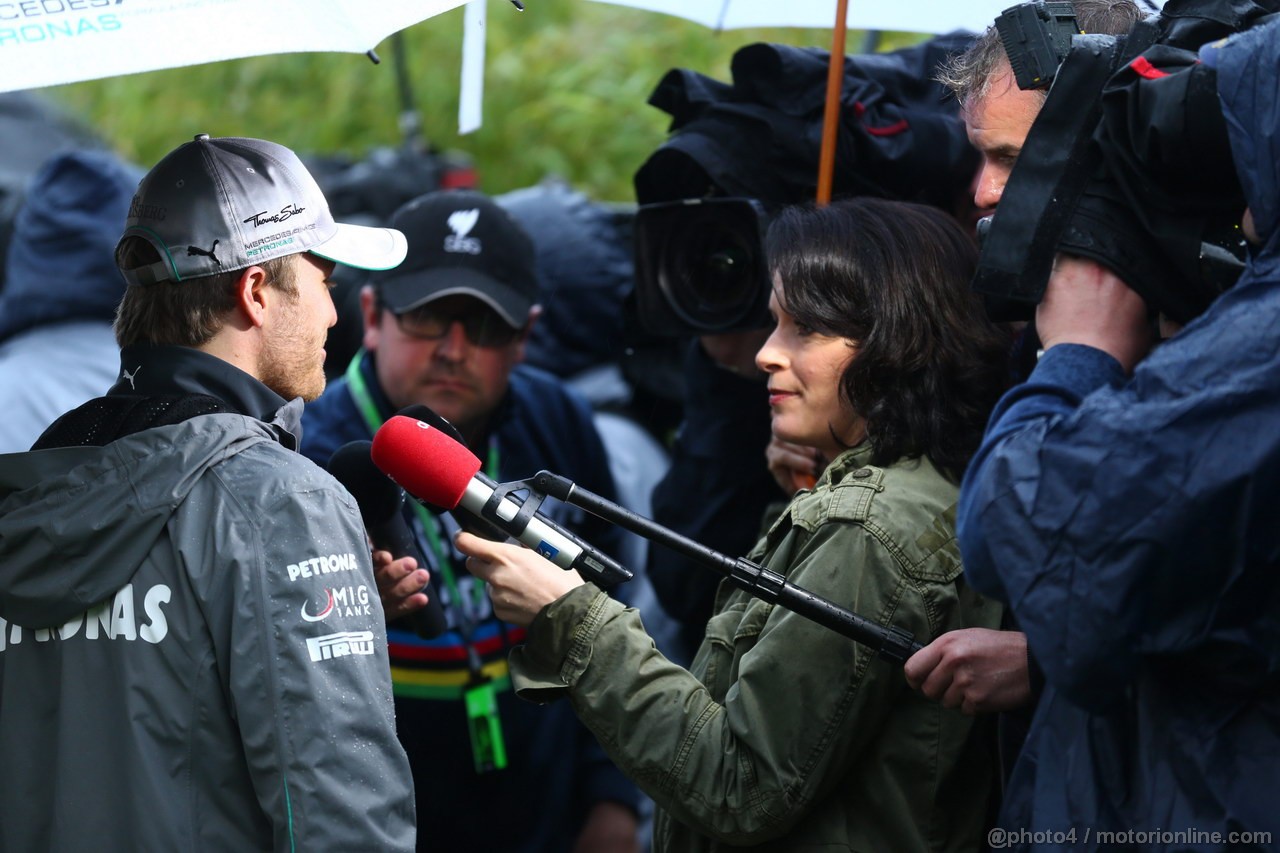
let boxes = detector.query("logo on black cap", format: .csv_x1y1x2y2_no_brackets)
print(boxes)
444,209,482,255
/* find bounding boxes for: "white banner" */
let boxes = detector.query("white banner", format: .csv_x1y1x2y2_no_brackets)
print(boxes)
0,0,471,93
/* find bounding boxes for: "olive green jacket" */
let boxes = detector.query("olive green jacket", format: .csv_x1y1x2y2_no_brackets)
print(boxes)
510,444,1002,852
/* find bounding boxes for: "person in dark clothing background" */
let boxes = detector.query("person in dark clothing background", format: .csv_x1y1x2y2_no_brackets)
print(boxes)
904,0,1145,765
0,148,142,452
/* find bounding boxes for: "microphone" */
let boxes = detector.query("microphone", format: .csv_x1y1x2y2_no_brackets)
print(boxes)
370,415,633,588
328,440,448,639
392,404,511,543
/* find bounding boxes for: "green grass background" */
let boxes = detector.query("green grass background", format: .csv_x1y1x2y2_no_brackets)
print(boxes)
43,0,926,203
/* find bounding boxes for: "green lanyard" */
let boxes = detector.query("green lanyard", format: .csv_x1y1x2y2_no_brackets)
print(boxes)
344,351,500,613
346,350,510,773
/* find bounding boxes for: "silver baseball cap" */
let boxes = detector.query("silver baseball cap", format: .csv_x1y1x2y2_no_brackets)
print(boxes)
117,134,407,285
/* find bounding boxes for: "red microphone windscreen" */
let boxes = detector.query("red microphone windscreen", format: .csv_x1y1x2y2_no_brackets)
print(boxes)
371,415,482,510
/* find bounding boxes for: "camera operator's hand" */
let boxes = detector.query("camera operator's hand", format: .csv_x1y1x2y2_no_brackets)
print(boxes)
765,436,825,495
1038,253,1154,373
904,628,1032,715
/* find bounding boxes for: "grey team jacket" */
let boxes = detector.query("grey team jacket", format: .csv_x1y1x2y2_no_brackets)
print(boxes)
0,403,415,852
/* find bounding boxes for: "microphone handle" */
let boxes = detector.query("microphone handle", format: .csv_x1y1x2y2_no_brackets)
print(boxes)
370,518,448,640
532,471,924,664
457,478,632,587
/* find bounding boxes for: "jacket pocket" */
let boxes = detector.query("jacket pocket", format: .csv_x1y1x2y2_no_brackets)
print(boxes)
696,600,769,702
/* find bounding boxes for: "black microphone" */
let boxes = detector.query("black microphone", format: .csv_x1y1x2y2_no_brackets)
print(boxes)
328,440,448,639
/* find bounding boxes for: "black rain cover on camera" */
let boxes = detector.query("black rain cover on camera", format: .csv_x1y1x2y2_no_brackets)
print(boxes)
1060,43,1247,323
973,0,1279,324
633,34,979,211
972,34,1128,316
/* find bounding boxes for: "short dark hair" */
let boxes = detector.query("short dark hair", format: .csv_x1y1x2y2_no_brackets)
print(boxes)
114,236,299,348
765,197,1010,481
938,0,1145,108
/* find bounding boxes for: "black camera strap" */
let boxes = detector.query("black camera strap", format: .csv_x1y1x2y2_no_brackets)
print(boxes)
995,1,1081,90
972,34,1131,314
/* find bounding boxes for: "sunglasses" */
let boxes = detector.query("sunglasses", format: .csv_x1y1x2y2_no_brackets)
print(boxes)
390,303,524,348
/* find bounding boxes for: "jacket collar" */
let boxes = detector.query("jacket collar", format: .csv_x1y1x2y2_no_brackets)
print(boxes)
111,342,292,427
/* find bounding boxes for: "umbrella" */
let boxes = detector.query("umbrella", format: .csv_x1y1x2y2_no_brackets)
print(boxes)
588,0,1033,34
0,0,472,95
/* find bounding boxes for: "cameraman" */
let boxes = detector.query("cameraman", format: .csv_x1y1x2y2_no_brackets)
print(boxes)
956,19,1280,847
904,0,1144,723
941,0,1144,213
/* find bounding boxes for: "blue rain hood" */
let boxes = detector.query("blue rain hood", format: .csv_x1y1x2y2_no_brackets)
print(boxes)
0,149,142,344
1202,14,1280,258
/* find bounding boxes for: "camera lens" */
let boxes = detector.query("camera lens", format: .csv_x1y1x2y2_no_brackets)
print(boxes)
660,218,761,330
634,197,773,336
706,246,746,284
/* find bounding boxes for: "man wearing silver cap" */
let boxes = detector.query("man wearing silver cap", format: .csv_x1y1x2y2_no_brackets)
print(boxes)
301,189,641,852
0,135,416,852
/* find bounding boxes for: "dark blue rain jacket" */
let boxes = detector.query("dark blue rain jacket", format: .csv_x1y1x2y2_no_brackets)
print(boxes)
957,18,1280,851
0,149,140,343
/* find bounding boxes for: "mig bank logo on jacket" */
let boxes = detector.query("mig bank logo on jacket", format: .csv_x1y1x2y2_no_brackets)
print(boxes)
300,585,373,623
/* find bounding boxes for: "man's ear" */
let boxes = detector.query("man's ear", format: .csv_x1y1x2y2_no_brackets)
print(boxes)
513,304,542,364
360,284,382,351
234,265,272,329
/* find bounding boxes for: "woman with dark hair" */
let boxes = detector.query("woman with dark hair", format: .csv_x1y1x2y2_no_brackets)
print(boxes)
456,197,1008,852
763,197,1009,481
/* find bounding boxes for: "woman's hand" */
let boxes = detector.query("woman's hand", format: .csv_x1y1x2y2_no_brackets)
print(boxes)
455,531,585,627
765,436,825,495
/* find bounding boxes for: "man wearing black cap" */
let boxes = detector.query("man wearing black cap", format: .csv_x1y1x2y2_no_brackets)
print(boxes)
301,189,641,853
354,190,547,447
0,135,415,851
